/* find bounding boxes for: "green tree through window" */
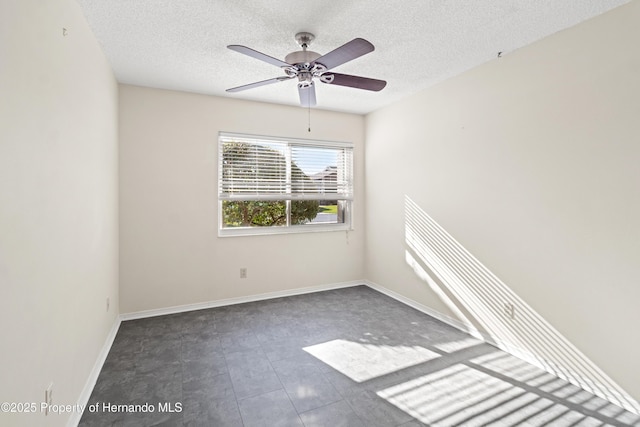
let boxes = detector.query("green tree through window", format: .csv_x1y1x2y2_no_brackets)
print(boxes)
218,133,353,235
221,142,319,227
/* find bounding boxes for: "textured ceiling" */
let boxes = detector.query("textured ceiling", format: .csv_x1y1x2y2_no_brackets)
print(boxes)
77,0,629,114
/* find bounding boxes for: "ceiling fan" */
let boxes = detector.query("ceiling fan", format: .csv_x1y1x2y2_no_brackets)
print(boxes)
226,32,387,107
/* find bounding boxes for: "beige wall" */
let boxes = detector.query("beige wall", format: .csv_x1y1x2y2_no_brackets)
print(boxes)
118,85,365,314
365,1,640,406
3,0,639,422
0,0,119,426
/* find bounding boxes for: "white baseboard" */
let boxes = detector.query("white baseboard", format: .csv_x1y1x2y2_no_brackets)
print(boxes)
67,316,121,427
69,282,362,426
120,280,365,321
71,279,640,421
364,281,640,415
364,280,589,378
363,280,501,347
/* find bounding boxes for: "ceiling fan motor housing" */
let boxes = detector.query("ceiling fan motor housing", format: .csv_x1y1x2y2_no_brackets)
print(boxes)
286,32,323,68
284,50,321,67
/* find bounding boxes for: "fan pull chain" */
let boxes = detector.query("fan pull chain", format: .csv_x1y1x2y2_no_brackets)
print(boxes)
308,104,311,132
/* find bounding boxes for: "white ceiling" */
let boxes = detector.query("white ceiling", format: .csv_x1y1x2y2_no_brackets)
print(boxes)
77,0,629,115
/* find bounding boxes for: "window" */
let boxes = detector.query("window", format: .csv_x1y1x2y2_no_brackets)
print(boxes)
218,132,354,236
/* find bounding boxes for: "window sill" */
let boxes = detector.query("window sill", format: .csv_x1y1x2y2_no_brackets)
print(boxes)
218,223,353,237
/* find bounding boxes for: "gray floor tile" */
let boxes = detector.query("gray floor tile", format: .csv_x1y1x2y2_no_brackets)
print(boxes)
255,322,308,344
182,356,228,380
238,389,304,427
183,372,236,400
271,353,327,378
396,420,429,427
299,400,366,427
272,353,342,413
183,395,243,427
225,347,272,371
128,367,183,404
280,373,342,413
79,286,640,427
181,331,220,347
134,341,182,374
344,389,415,427
230,367,284,400
323,370,367,397
220,330,262,353
122,410,182,427
89,367,136,404
263,336,312,363
225,347,283,400
78,409,126,427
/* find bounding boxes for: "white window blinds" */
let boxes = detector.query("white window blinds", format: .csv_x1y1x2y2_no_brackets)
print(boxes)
219,133,353,201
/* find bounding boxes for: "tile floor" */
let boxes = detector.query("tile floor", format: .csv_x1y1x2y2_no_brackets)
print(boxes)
79,286,640,426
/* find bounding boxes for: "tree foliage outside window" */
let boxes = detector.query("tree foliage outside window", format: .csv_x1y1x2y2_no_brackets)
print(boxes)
218,134,353,235
222,200,320,227
221,142,319,227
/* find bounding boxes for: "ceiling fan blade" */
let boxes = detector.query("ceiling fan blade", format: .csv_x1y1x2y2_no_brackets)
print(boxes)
228,45,292,68
226,76,293,92
298,83,317,107
321,73,386,91
314,38,374,71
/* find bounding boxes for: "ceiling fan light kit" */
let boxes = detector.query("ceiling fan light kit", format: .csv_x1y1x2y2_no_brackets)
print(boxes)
226,32,386,108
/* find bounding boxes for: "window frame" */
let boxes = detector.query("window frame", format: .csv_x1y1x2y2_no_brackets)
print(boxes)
217,132,354,237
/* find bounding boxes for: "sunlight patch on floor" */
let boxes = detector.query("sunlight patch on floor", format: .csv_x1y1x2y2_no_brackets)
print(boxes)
303,339,440,383
376,362,605,426
377,363,518,425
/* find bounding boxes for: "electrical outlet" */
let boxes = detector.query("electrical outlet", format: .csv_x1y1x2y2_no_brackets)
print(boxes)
44,383,53,415
106,297,110,312
240,268,247,279
504,302,515,319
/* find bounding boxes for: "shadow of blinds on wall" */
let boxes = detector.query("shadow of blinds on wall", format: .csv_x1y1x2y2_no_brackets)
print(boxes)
404,195,640,415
